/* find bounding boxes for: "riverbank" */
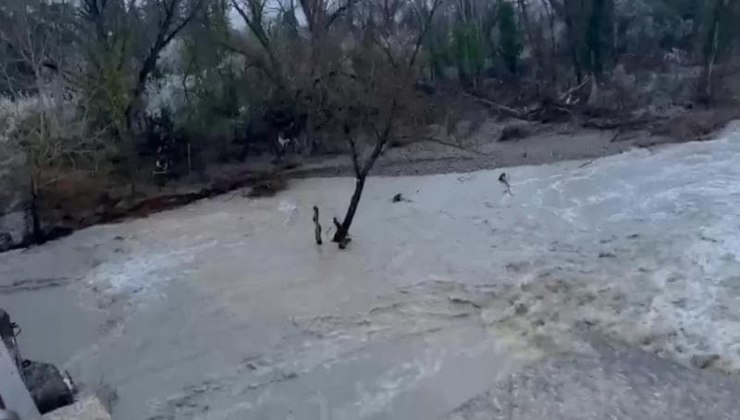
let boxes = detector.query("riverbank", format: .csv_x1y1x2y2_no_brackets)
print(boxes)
3,108,735,254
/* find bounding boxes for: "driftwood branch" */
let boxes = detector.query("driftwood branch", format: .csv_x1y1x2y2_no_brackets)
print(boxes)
463,93,526,119
559,76,591,103
312,206,322,245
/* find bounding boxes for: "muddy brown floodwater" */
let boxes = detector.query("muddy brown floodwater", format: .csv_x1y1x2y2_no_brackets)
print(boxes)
3,124,740,419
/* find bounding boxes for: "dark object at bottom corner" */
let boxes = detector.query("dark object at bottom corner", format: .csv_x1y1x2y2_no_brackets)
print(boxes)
0,309,76,414
20,360,75,414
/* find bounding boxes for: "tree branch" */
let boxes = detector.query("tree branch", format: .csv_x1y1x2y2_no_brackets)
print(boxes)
164,2,202,46
231,0,272,53
407,0,443,70
361,100,397,177
325,0,359,29
462,92,526,119
126,0,203,125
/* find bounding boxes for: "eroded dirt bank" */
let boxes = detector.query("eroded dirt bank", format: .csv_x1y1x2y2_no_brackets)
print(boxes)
3,111,723,253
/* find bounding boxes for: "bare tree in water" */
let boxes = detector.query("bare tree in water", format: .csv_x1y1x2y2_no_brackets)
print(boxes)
327,0,443,245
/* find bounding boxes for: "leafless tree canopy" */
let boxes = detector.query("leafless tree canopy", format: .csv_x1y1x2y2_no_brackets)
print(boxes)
1,0,739,243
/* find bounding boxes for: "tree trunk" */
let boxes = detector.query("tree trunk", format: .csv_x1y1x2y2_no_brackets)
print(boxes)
541,0,558,85
28,178,43,244
563,7,583,82
699,0,724,103
332,175,366,243
517,0,541,78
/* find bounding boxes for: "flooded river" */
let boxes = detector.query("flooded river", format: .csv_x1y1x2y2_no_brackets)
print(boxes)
3,125,740,419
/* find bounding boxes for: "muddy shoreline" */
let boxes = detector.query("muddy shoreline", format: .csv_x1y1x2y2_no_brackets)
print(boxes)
5,115,732,254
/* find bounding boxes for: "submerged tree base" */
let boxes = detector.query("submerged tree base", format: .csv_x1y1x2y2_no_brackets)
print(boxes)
337,237,351,249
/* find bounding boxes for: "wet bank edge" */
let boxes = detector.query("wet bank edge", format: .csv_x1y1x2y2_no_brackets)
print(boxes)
1,122,727,255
